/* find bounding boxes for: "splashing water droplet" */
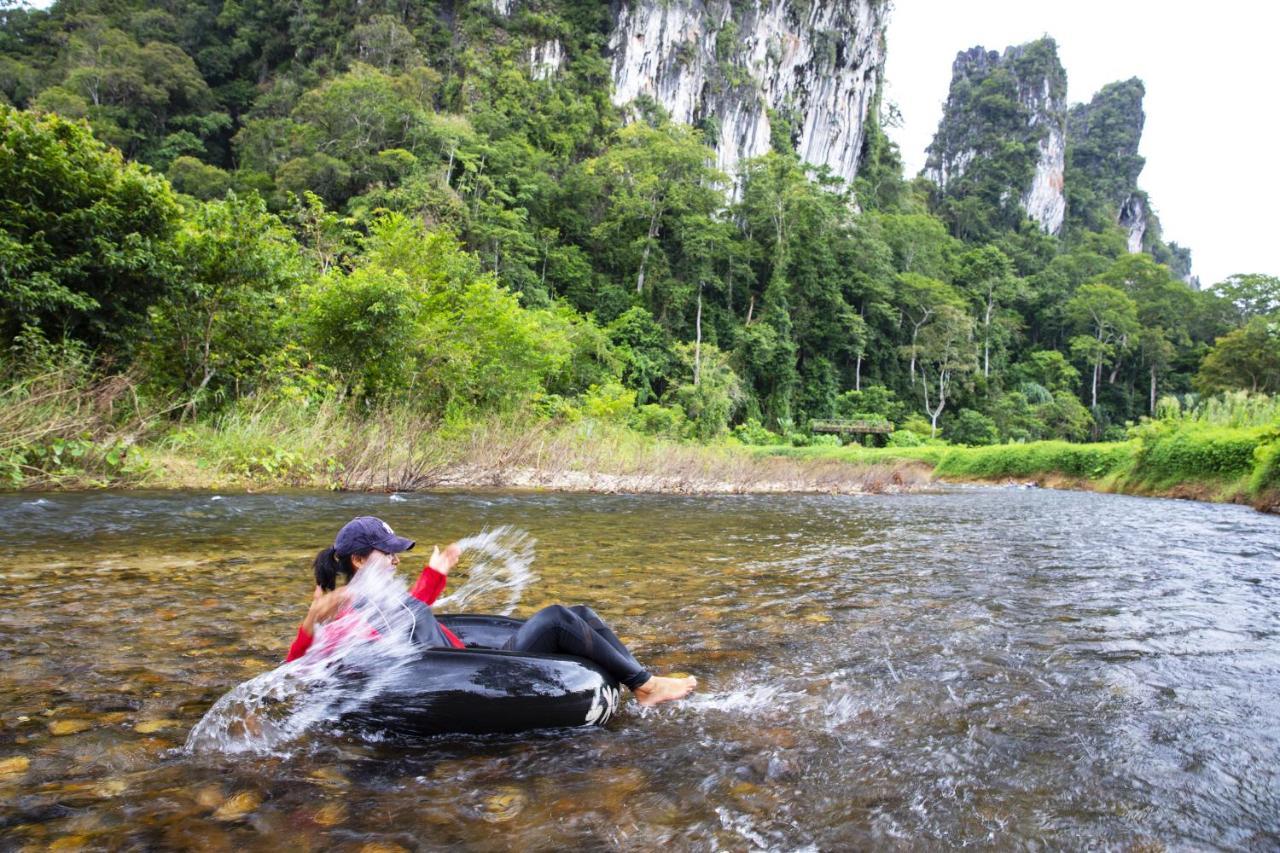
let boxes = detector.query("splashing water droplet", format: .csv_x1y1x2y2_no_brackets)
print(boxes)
435,526,536,616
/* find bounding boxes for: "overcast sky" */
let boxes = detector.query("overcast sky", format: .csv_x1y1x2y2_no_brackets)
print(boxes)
882,1,1279,286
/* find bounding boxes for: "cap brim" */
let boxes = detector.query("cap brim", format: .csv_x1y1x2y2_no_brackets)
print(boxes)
376,534,415,553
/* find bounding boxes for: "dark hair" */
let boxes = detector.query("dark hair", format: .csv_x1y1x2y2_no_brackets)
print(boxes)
313,546,372,592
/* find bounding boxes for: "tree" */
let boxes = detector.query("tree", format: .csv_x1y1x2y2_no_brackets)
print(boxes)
607,306,677,404
0,106,181,349
581,121,723,297
1213,273,1280,321
915,304,977,436
897,273,963,385
1097,253,1195,412
1066,283,1139,409
955,245,1021,379
1195,317,1280,394
144,193,307,410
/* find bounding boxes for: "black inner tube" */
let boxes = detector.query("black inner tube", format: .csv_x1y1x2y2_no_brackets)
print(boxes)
341,614,622,737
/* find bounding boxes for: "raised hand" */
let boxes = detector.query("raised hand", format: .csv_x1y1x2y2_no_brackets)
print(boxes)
428,542,462,576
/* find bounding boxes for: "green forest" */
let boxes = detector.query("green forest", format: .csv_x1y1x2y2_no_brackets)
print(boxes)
1,0,1278,491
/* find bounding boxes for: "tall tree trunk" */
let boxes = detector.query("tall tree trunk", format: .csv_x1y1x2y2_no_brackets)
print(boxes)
983,300,993,378
635,207,662,294
1150,365,1157,415
1091,358,1100,409
855,352,862,391
909,325,920,385
693,282,703,387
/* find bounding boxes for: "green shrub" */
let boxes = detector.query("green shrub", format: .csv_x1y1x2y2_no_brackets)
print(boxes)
1132,422,1267,482
887,429,924,447
629,403,687,438
934,441,1134,480
732,418,782,446
1249,436,1280,497
580,381,636,422
947,408,999,446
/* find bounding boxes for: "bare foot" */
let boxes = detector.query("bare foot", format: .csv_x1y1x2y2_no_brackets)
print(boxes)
633,674,697,707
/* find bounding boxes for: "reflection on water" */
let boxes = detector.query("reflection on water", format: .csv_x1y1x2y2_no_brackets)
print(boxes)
1,488,1279,849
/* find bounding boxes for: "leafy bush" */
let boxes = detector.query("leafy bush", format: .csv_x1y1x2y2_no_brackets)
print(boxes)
580,382,636,423
834,385,905,425
629,403,687,438
887,429,925,447
1249,436,1280,498
947,408,999,446
732,418,783,446
1130,421,1266,482
934,441,1133,480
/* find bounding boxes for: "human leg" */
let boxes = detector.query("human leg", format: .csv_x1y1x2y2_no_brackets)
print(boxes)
566,604,641,668
503,604,696,705
502,604,651,689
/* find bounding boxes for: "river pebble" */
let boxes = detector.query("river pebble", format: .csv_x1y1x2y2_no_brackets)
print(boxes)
133,719,179,734
212,790,262,821
0,756,30,777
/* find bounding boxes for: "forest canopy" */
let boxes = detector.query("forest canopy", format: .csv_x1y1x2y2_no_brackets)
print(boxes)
0,0,1274,448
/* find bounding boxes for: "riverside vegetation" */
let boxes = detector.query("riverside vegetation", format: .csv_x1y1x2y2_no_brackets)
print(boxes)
1,4,1277,507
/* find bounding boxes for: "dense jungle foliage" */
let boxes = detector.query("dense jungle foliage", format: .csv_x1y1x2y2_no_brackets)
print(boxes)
1,0,1277,462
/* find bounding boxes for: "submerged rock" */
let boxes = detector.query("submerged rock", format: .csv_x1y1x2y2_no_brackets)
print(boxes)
212,790,262,821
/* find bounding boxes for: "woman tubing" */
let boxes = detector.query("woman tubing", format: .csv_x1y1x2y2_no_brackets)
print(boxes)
287,516,697,707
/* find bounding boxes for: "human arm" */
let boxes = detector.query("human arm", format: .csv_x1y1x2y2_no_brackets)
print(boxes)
409,543,461,605
284,586,348,662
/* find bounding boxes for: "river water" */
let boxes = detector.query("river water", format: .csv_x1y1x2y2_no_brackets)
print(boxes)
0,487,1277,850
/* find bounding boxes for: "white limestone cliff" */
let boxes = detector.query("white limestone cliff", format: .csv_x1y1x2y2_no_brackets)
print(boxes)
1118,193,1147,254
608,0,888,187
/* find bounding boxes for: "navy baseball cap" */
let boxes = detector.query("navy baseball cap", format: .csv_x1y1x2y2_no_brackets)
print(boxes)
334,516,415,556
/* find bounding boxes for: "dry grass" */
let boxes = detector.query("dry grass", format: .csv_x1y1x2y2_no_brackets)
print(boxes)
144,402,933,495
0,364,170,487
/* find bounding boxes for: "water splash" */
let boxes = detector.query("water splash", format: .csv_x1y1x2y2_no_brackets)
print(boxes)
184,527,539,755
184,553,424,755
436,525,536,616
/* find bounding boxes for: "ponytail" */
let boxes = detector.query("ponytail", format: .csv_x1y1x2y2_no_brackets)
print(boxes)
312,546,371,591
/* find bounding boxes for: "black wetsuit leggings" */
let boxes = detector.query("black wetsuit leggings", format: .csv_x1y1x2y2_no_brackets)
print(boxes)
502,604,651,690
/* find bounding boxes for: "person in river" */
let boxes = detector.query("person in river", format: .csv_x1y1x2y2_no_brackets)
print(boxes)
286,516,697,707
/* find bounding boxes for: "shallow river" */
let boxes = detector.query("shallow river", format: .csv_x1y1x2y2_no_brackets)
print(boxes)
1,487,1278,850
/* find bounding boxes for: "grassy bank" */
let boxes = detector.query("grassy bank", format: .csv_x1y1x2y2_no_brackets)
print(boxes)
0,366,931,495
4,363,1276,511
760,423,1280,512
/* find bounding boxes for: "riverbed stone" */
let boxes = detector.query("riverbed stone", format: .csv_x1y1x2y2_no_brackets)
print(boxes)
478,786,525,823
312,802,347,827
358,843,409,853
133,719,179,734
308,767,349,788
0,756,30,777
48,720,92,736
212,790,262,821
193,785,224,808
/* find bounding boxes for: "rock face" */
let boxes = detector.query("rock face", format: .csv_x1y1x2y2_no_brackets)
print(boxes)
1065,79,1149,250
1117,192,1147,254
607,0,889,186
528,39,564,81
924,40,1068,234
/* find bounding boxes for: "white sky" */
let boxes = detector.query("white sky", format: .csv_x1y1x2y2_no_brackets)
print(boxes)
883,1,1279,285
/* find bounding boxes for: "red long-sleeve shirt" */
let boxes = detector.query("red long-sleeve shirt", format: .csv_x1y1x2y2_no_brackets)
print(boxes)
285,565,464,662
